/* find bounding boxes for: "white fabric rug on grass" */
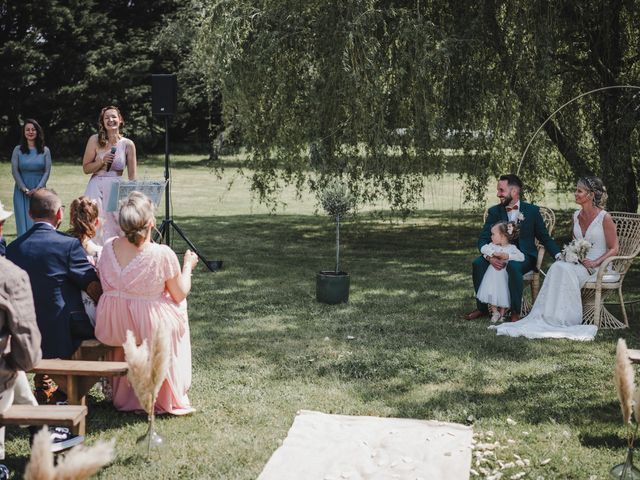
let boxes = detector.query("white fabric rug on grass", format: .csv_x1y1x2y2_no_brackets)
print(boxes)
258,410,473,480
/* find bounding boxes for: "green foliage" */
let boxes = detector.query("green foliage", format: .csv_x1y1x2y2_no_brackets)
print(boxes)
189,0,640,212
444,0,640,211
189,0,457,212
318,179,356,272
0,0,215,157
319,180,356,219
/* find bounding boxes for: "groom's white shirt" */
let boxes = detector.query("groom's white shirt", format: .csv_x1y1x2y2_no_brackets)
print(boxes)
507,201,521,222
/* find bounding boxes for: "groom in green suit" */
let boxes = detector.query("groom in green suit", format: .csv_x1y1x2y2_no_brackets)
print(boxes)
465,174,560,322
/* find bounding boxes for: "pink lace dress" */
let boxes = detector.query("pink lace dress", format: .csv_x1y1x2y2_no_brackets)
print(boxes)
95,239,195,415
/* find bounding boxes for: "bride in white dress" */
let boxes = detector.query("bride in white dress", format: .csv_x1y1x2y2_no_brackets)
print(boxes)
492,177,619,341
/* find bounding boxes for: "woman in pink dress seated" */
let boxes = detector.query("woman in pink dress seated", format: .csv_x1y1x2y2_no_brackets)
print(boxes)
95,192,199,415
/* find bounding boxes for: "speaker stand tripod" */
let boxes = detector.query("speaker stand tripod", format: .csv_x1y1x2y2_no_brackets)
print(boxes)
155,116,221,272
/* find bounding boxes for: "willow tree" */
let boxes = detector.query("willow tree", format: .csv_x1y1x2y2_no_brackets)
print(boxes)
192,0,640,212
448,0,640,211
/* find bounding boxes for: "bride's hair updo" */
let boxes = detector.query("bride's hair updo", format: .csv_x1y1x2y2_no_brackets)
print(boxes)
119,191,155,246
577,176,608,208
493,220,520,242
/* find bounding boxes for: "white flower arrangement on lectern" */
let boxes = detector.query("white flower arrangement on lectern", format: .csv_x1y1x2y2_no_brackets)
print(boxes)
560,238,592,264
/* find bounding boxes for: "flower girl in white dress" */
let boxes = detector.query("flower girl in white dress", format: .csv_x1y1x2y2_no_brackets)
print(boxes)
476,221,524,323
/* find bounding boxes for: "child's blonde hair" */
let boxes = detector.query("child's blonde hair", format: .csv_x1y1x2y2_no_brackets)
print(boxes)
493,220,519,242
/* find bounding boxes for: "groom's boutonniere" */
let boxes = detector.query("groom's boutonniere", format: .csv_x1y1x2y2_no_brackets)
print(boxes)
517,212,525,223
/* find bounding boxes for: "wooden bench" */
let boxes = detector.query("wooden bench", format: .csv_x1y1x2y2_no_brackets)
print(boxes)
72,339,119,361
0,404,87,428
29,359,128,435
628,349,640,364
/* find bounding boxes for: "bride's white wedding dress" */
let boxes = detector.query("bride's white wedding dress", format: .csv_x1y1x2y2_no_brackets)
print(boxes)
492,209,614,341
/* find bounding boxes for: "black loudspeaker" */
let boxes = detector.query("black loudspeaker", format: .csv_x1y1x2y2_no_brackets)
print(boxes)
152,74,177,116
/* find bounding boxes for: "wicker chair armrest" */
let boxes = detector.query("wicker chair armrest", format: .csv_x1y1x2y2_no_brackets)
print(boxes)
536,245,554,276
593,254,636,285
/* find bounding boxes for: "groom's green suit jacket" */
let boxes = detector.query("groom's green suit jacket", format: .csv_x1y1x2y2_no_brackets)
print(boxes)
478,202,561,263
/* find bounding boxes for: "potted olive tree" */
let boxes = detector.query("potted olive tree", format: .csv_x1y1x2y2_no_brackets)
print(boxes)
316,180,356,304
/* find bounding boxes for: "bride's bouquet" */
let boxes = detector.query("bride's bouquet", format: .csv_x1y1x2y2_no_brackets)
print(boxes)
560,239,591,264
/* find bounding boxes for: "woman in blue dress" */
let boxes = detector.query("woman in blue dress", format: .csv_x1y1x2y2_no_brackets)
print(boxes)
11,119,52,236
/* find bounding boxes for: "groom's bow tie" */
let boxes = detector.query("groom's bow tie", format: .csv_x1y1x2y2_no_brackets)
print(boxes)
506,205,519,212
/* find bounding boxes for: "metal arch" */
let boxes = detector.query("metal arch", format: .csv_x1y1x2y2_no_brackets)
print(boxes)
517,85,640,175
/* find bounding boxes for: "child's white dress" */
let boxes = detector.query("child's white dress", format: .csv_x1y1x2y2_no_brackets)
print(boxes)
476,243,525,308
81,240,102,326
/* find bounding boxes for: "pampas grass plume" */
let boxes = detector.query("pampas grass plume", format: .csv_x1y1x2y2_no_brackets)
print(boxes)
150,326,170,400
24,428,54,480
615,338,635,424
634,387,640,427
53,439,115,480
123,330,153,413
123,328,170,415
24,428,114,480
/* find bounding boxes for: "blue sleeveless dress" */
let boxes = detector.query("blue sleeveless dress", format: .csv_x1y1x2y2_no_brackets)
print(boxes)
11,146,52,236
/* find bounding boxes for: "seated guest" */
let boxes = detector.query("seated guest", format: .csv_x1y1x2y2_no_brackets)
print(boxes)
6,189,101,400
0,256,82,478
68,196,102,263
68,196,102,326
0,202,12,256
95,191,198,415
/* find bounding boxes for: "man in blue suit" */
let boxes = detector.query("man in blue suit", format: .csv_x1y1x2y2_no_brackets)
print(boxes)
6,189,101,360
465,174,560,322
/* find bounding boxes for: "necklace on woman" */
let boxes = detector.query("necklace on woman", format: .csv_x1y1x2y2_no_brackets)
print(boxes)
580,207,599,221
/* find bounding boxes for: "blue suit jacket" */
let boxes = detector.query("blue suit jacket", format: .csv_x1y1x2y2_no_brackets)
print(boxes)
478,202,561,261
6,223,98,358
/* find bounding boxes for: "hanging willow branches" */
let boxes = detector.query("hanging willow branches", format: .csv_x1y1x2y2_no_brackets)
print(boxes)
187,0,640,212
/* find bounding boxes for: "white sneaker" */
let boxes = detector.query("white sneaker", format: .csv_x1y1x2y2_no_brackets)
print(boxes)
490,311,501,323
50,427,84,453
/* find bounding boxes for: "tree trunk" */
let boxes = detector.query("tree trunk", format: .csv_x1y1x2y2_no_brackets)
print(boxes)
595,87,638,212
598,127,638,212
335,215,340,273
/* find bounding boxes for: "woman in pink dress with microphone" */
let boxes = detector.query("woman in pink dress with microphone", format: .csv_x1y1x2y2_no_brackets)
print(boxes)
95,191,198,415
82,106,137,245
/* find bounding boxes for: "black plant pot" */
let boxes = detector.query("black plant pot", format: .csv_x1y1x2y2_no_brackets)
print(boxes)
316,271,350,304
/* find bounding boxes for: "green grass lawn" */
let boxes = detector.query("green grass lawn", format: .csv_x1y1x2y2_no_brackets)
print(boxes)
1,156,639,479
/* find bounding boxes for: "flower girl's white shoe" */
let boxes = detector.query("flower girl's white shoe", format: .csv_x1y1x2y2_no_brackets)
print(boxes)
490,311,502,324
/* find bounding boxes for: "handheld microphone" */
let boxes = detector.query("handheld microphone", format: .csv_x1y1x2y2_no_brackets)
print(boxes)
106,146,116,171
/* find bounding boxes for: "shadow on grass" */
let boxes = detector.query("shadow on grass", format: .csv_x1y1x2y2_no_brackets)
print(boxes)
6,208,635,477
169,209,640,438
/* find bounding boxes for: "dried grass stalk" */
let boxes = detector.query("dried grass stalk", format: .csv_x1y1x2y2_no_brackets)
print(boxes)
615,338,635,424
123,328,170,415
123,331,153,413
53,439,115,480
24,428,54,480
149,327,170,400
24,428,114,480
634,387,640,427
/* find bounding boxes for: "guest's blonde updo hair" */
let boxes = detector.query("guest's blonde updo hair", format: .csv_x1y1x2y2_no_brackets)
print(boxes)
577,176,608,208
119,191,155,246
